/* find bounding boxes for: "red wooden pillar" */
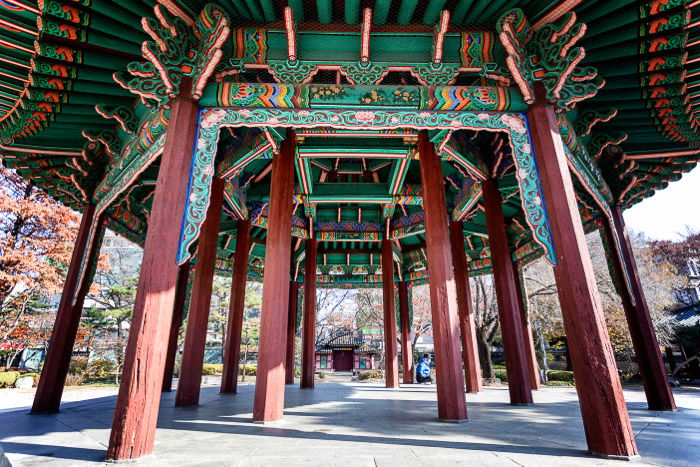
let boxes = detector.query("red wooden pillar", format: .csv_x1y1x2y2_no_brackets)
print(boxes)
32,203,101,413
449,221,482,393
175,178,224,407
162,263,190,392
108,98,200,460
381,238,400,388
482,179,533,404
417,132,467,421
529,95,637,457
286,281,298,384
252,132,295,422
398,281,413,384
605,206,675,411
221,219,251,394
301,238,317,389
512,262,541,390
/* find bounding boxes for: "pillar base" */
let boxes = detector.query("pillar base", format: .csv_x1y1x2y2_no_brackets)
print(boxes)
590,451,641,462
439,418,469,424
252,418,285,426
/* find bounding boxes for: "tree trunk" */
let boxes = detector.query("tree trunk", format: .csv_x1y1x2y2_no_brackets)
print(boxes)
476,331,494,380
241,344,248,383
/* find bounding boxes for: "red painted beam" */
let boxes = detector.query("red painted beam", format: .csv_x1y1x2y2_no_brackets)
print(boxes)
301,238,317,389
417,131,467,421
449,221,482,393
221,219,252,394
604,207,675,411
286,281,298,384
483,179,533,404
398,281,413,384
32,203,101,413
528,92,637,458
162,263,190,392
175,178,224,407
107,98,200,460
381,238,400,388
253,132,296,422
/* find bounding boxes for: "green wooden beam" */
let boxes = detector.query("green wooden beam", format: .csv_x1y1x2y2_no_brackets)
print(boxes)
451,0,474,24
345,0,360,24
259,0,276,22
397,0,419,25
374,0,392,25
288,0,304,22
317,0,333,24
423,0,447,25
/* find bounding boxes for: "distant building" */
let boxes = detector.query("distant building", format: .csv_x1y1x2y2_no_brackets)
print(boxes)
316,332,380,372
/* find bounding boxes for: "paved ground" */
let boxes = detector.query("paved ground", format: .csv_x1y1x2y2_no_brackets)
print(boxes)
0,381,698,466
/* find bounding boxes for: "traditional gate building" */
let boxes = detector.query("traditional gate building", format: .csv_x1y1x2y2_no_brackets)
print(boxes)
0,0,693,461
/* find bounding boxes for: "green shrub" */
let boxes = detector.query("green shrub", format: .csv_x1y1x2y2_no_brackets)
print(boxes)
87,359,115,378
545,380,573,387
21,372,39,378
202,364,223,375
357,370,384,381
547,370,574,382
494,369,508,382
294,366,301,377
0,371,20,388
69,357,88,375
493,364,506,369
315,371,326,380
238,364,256,376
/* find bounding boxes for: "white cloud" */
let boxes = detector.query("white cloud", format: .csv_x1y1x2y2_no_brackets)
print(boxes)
623,165,700,240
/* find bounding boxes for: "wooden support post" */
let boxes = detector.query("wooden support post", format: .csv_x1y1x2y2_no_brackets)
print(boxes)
286,281,298,384
32,203,101,413
108,98,200,460
528,95,637,457
449,221,482,393
162,263,190,392
604,206,676,411
417,132,467,420
253,132,295,422
175,178,224,407
482,179,533,404
381,238,400,388
221,219,251,394
514,262,542,390
301,238,317,389
398,281,413,384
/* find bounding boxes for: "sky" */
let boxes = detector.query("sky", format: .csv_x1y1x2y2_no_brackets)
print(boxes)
623,166,700,241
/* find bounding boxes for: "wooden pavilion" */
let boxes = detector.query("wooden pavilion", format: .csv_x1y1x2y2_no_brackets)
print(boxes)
0,0,692,461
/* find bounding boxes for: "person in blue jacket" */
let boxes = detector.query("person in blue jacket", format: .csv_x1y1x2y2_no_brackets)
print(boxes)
415,354,433,384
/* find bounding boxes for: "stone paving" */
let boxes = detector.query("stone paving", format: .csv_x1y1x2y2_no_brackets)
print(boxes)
0,382,698,466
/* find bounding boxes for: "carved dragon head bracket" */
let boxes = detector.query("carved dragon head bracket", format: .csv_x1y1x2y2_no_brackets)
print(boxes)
497,8,604,111
113,3,230,106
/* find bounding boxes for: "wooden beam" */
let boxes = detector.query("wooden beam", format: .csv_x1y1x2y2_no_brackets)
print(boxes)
528,91,637,458
221,219,252,394
253,132,296,422
483,179,533,405
399,281,413,384
301,237,318,388
286,281,298,384
417,131,467,421
107,98,199,460
162,263,190,392
176,178,224,407
381,238,400,388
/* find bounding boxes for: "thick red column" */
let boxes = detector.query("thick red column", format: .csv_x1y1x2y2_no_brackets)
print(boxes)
605,206,675,411
108,98,200,460
221,219,251,394
253,133,295,422
381,239,400,388
398,281,413,384
162,263,190,392
301,238,317,389
449,221,482,393
482,179,533,404
529,96,637,457
417,132,467,421
286,281,298,384
32,203,101,413
175,178,224,406
512,262,541,390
